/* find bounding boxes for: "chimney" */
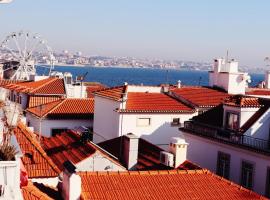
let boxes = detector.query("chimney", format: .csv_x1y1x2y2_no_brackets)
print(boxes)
61,161,81,200
265,71,270,89
177,80,181,88
169,137,188,168
122,133,139,170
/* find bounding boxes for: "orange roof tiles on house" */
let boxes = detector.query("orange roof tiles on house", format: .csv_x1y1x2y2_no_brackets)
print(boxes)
98,136,201,171
27,98,94,119
122,92,194,113
14,122,60,178
0,79,22,87
21,182,56,200
246,88,270,96
85,83,107,98
171,86,230,108
224,95,262,108
28,96,63,108
79,169,266,200
94,85,127,101
42,130,124,171
4,77,66,95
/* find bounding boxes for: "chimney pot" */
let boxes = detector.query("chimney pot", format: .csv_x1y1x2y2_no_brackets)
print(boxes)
122,133,139,170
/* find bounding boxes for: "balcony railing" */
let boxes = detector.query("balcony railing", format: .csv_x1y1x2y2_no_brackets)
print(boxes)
182,121,270,153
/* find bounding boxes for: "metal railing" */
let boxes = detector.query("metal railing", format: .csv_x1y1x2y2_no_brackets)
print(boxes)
183,121,270,153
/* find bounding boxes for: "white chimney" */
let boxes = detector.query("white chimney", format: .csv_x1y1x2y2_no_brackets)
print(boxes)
177,80,181,88
169,137,188,168
62,161,81,200
265,71,270,89
122,133,139,170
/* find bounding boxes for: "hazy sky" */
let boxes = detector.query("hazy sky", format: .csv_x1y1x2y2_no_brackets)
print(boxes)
1,0,270,67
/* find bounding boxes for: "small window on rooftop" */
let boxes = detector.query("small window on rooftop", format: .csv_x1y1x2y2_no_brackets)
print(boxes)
137,118,151,127
226,112,239,130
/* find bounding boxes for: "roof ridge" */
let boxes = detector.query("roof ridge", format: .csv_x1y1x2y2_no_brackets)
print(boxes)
22,182,54,200
30,77,57,93
18,122,61,174
46,98,67,115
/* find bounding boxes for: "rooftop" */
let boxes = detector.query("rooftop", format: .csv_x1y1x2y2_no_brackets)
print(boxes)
94,85,127,101
246,88,270,96
224,95,262,108
85,83,107,98
42,130,123,171
28,96,63,108
14,122,60,178
171,86,230,108
4,77,66,95
98,136,201,171
79,169,266,200
26,98,94,119
122,92,194,113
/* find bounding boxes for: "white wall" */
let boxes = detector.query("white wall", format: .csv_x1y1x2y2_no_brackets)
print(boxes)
75,151,125,172
119,112,197,147
182,132,270,196
26,112,92,137
223,105,259,128
65,84,86,98
93,96,122,143
127,85,161,93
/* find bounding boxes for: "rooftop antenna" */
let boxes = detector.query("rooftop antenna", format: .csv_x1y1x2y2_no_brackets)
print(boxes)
166,70,169,85
226,50,229,62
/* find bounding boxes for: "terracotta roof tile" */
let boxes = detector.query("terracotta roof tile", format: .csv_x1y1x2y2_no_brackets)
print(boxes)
122,92,194,113
86,83,107,98
224,95,262,108
94,85,127,101
42,130,97,170
4,77,66,95
171,86,229,108
0,79,22,86
21,181,60,200
28,96,63,108
246,88,270,96
98,136,201,171
14,122,61,178
27,98,94,119
79,169,266,200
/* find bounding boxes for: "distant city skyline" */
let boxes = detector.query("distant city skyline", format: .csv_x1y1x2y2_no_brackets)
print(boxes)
1,0,270,67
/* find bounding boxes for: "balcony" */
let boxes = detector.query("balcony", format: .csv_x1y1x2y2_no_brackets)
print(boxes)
181,121,270,154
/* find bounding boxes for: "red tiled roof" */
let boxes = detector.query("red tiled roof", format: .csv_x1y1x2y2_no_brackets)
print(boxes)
121,92,194,113
42,130,96,171
42,130,123,171
246,88,270,96
224,95,262,108
21,182,55,200
171,86,229,108
28,96,63,108
14,122,60,178
94,85,127,101
4,77,66,95
79,170,266,200
86,83,107,98
0,79,22,87
27,98,94,119
98,136,201,171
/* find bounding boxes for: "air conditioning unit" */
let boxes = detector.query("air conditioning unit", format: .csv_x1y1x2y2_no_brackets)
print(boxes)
160,151,174,167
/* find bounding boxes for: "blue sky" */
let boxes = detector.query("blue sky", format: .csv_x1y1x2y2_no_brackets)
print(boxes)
1,0,270,67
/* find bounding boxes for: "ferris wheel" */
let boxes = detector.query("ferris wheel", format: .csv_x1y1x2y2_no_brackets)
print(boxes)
0,31,55,80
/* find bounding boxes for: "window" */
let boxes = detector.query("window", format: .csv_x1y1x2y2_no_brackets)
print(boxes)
266,167,270,198
171,118,180,126
51,128,68,136
226,112,239,130
216,151,230,179
18,96,22,104
241,161,254,189
137,118,151,127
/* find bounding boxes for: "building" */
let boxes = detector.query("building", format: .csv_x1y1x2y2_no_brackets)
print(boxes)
180,95,270,197
93,84,197,146
26,98,94,137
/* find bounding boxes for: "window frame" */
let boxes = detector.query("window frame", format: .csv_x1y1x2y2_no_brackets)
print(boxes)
171,117,181,126
225,111,240,130
216,151,231,179
240,160,255,190
136,117,151,127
